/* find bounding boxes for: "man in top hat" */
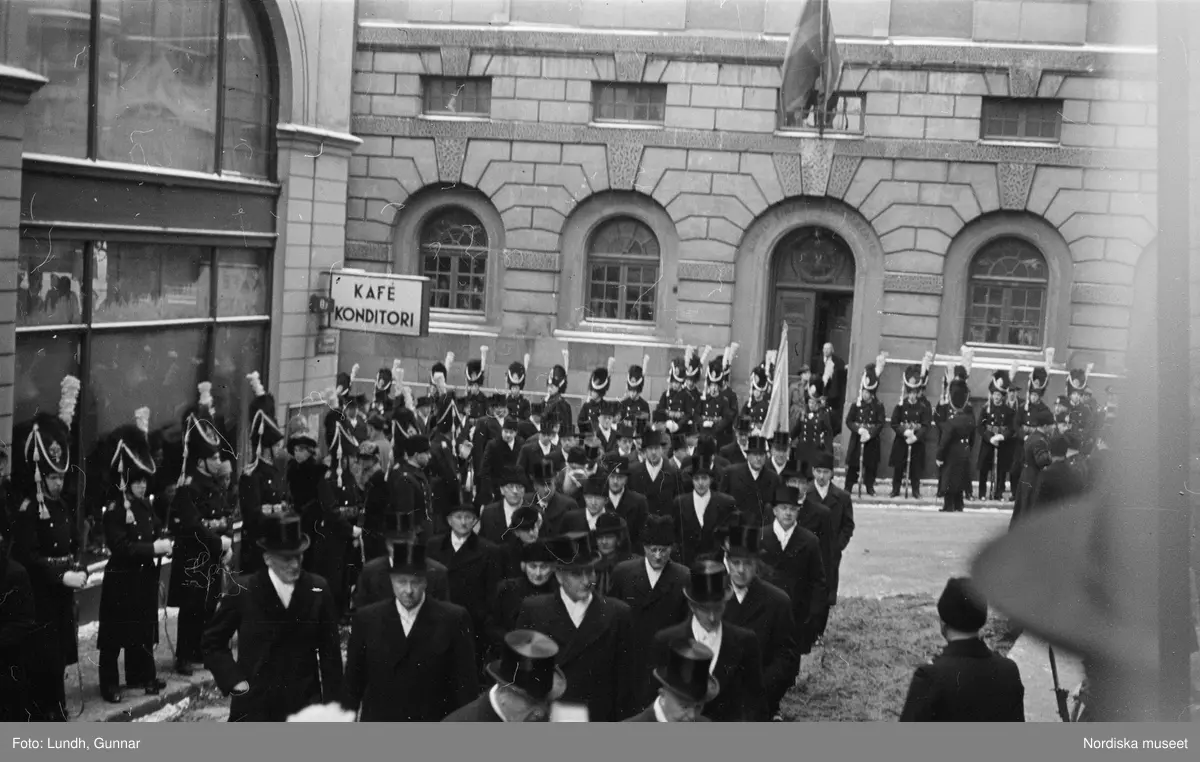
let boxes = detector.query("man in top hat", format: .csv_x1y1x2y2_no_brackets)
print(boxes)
713,344,742,448
480,417,526,507
818,343,849,436
807,451,854,635
9,393,86,720
604,454,649,551
166,384,234,676
791,375,834,467
681,434,731,485
556,446,591,507
239,373,290,574
354,510,451,610
527,461,578,537
721,524,799,721
618,357,652,424
388,433,436,538
610,514,691,703
544,353,574,436
719,417,752,466
310,420,362,621
592,400,619,453
445,629,568,722
1010,406,1058,527
613,422,637,459
888,360,934,499
977,370,1017,501
718,435,780,527
486,540,560,658
766,432,793,480
356,439,391,558
650,560,764,721
203,514,344,722
515,532,635,721
479,465,532,545
627,429,685,519
658,358,695,434
98,415,173,704
625,638,720,722
899,577,1025,721
757,486,827,655
426,493,501,670
936,378,976,513
579,358,616,434
517,411,565,479
425,405,464,518
844,354,889,496
505,356,533,423
561,473,612,535
593,512,635,596
471,394,508,475
342,538,479,721
671,453,737,567
493,507,543,580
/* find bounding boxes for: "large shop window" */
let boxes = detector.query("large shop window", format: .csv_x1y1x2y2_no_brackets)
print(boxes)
585,217,660,323
7,0,274,178
963,237,1049,348
16,234,271,502
420,207,489,314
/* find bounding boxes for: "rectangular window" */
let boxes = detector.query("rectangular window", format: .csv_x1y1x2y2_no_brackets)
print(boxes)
11,0,92,157
981,98,1063,142
587,262,658,322
17,236,86,327
779,92,865,134
91,242,213,323
965,285,1046,347
593,83,667,124
422,77,492,116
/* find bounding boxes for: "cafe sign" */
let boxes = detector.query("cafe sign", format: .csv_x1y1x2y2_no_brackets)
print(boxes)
328,269,430,337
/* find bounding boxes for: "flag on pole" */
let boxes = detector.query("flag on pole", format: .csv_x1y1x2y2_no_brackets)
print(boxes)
759,324,789,436
780,0,842,133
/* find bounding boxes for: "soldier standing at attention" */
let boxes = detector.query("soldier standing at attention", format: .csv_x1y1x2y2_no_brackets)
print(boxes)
976,369,1017,501
618,357,652,424
240,372,289,574
659,358,695,437
936,376,976,513
888,357,933,499
844,354,888,496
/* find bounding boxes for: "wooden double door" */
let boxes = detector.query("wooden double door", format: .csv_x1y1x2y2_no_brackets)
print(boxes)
772,288,853,382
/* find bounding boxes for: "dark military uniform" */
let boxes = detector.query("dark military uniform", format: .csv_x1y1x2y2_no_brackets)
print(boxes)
889,398,932,497
697,393,735,444
99,494,163,695
11,494,80,721
505,392,532,423
658,388,694,432
238,459,290,574
1067,401,1096,455
977,402,1016,499
167,471,231,665
311,470,361,619
937,411,975,513
845,397,887,494
389,459,435,538
618,395,650,425
741,394,770,429
715,386,739,448
791,404,833,466
577,396,606,433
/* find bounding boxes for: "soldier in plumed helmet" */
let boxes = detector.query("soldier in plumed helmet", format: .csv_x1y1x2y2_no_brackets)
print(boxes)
618,356,652,424
462,348,490,424
286,415,326,570
544,350,574,435
98,409,172,703
505,354,533,423
659,356,695,435
742,353,774,430
697,352,736,447
888,354,934,499
372,361,403,419
711,344,741,449
683,346,707,411
1065,364,1097,455
791,375,834,467
310,419,363,621
977,368,1017,500
240,372,290,574
936,377,976,513
579,357,615,434
166,381,235,676
9,375,85,720
843,354,889,496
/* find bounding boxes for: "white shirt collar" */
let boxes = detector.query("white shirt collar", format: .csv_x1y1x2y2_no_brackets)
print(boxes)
645,557,663,588
395,596,424,636
488,685,509,722
693,490,711,509
645,460,663,480
691,617,721,672
609,490,623,507
559,589,592,627
267,568,295,608
652,696,670,722
539,440,553,455
773,519,796,548
748,465,761,481
586,510,600,531
733,585,749,603
503,500,519,526
815,482,829,499
451,532,469,552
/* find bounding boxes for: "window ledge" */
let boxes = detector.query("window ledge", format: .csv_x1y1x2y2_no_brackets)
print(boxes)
978,139,1061,149
773,129,864,140
419,114,491,124
555,326,677,348
21,153,281,193
589,121,665,131
428,312,501,337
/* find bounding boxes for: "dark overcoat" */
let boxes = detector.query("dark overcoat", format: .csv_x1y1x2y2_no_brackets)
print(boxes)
98,496,162,650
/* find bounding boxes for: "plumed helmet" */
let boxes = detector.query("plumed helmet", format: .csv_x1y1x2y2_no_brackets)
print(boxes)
706,356,725,385
246,372,283,451
627,354,649,390
109,420,156,488
750,364,769,394
1067,364,1092,394
902,364,924,390
808,376,826,400
590,357,615,395
988,370,1012,395
507,354,530,388
668,357,687,385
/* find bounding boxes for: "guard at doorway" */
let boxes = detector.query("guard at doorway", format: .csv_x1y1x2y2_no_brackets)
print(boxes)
888,355,934,499
843,355,888,496
977,369,1017,501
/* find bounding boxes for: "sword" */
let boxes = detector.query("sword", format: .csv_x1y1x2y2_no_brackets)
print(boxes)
1048,646,1072,722
903,432,912,499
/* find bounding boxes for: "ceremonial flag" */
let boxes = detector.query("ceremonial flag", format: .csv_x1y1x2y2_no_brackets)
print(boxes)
780,0,842,131
759,324,789,436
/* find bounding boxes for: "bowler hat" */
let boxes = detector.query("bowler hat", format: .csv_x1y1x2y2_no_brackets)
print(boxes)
257,515,310,555
812,452,835,471
544,532,601,570
529,461,557,483
642,514,676,548
937,577,988,632
684,560,733,605
723,525,760,558
582,474,609,496
641,429,665,449
486,630,568,703
501,465,529,490
389,540,427,576
520,540,555,564
615,423,635,441
594,512,626,538
653,638,720,705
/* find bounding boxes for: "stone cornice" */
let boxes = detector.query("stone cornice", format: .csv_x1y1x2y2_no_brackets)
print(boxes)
358,23,1156,77
351,115,1156,170
276,123,364,152
0,63,48,105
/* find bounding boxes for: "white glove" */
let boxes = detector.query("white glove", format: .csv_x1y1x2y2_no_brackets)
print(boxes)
153,539,174,556
905,433,917,445
222,548,234,566
62,570,88,589
858,427,870,441
903,429,913,439
352,526,363,539
231,681,250,695
220,536,233,553
703,421,713,428
665,420,679,433
990,434,1003,446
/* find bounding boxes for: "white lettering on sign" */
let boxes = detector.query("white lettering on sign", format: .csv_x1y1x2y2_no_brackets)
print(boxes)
329,270,429,337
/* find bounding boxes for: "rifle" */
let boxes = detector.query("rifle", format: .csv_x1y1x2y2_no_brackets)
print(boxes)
903,437,912,499
1048,646,1072,722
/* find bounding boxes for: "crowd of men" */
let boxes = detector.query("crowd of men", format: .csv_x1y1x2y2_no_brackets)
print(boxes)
0,341,1115,722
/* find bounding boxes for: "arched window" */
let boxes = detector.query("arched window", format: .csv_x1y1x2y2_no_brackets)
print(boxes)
964,237,1049,347
586,217,660,322
12,0,275,178
420,207,488,312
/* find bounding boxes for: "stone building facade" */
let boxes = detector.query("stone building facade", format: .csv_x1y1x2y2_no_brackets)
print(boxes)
341,0,1157,425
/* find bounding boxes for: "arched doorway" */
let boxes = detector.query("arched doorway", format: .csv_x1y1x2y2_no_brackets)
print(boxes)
768,226,856,379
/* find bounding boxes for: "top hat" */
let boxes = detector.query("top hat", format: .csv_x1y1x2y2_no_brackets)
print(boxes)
653,638,720,705
403,435,431,456
500,465,530,490
745,435,768,454
509,506,541,532
669,432,689,453
521,540,556,564
529,461,557,483
594,512,626,538
383,510,419,538
486,630,568,703
723,524,760,557
773,485,802,507
582,474,609,496
769,432,790,452
257,514,310,555
615,423,636,441
544,532,601,569
605,454,632,477
685,560,733,605
937,577,988,632
734,417,753,435
641,429,666,450
690,454,716,477
566,446,588,466
643,514,676,547
389,540,428,576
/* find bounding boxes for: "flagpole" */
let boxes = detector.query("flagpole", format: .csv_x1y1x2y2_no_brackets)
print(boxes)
1153,0,1192,723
